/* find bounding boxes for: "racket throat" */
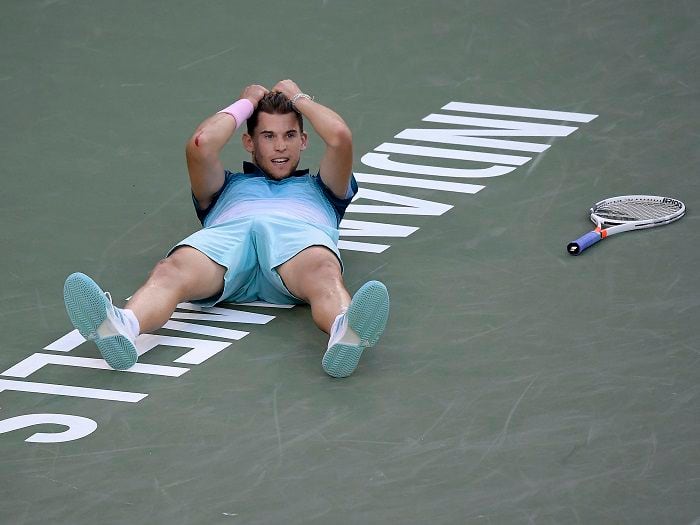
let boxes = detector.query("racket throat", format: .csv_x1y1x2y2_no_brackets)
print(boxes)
594,226,608,238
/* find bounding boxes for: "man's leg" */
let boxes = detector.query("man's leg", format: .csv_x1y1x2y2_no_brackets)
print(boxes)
64,247,225,370
277,246,390,378
126,246,226,333
276,246,350,333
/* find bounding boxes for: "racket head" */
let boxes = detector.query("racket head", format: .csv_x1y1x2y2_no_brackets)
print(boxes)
589,195,685,229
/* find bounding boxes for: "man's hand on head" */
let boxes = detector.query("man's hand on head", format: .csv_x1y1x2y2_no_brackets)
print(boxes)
272,79,303,101
240,84,269,108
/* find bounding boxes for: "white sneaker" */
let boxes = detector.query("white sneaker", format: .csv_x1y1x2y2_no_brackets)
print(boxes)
63,273,138,370
322,280,390,378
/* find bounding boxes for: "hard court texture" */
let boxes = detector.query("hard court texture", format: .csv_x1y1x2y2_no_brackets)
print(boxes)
1,1,699,524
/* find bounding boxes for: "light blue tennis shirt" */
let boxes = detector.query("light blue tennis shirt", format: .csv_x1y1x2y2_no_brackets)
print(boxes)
194,162,358,229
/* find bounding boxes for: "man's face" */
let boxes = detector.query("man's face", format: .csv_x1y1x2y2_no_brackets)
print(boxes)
243,112,308,180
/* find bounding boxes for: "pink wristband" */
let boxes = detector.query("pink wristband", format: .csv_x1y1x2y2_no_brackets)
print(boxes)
217,98,254,129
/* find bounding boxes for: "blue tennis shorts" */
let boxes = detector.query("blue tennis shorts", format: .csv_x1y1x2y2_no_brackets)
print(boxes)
169,215,342,306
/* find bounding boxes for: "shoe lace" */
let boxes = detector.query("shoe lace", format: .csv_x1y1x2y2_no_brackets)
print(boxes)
103,291,122,320
84,291,122,342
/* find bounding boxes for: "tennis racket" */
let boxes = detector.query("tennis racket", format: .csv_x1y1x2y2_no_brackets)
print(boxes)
567,195,685,255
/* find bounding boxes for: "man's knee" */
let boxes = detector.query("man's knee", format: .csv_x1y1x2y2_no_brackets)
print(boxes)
148,258,187,289
295,247,342,280
311,256,342,280
150,247,226,300
278,247,344,299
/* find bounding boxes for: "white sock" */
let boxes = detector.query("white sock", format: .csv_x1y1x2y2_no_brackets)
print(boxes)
120,308,140,341
327,310,360,349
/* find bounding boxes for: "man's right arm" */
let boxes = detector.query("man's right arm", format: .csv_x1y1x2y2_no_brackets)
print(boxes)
185,84,267,210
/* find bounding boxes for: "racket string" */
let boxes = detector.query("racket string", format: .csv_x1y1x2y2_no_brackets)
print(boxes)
595,198,682,222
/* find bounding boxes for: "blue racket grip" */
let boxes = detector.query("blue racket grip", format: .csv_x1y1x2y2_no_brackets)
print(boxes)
567,231,602,255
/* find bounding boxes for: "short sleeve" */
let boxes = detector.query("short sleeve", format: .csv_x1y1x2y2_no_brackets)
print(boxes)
192,171,236,225
314,173,359,225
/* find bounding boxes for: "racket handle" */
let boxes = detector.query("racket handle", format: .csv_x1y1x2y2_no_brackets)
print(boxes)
567,231,602,255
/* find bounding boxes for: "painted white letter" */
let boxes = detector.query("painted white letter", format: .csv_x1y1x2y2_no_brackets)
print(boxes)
0,379,147,402
339,219,419,238
347,188,452,216
421,114,578,137
2,353,188,378
0,413,97,443
395,129,550,153
441,102,597,122
135,335,232,365
375,143,531,166
361,152,515,178
354,173,484,194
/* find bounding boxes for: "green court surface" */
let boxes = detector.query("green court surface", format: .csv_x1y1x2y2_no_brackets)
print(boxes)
1,1,699,523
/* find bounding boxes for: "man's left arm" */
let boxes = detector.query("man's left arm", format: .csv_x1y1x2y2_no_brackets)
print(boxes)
273,80,353,198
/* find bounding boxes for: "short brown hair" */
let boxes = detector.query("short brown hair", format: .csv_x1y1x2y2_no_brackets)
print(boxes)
246,91,304,135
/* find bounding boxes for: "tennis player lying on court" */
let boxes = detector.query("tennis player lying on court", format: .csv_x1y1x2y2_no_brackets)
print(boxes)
63,79,389,378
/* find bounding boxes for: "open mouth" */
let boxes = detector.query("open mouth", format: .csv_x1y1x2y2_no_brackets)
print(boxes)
271,158,289,165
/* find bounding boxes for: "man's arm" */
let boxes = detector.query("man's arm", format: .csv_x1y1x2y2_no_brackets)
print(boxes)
273,80,353,199
185,84,268,210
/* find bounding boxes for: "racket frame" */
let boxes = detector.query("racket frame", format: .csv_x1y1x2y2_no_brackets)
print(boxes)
567,195,685,255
